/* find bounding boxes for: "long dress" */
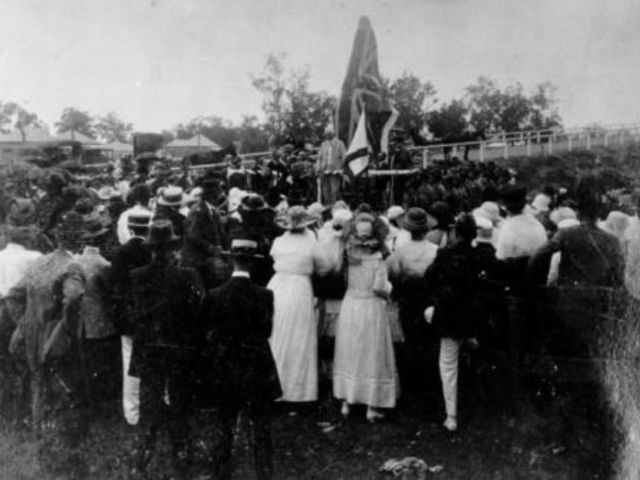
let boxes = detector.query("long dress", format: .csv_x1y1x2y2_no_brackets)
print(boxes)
268,229,331,402
333,249,399,408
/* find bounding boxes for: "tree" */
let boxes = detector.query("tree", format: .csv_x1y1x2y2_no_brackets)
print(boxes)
235,115,270,153
252,53,336,146
251,53,287,141
465,77,506,134
388,71,436,135
426,100,469,141
55,107,95,138
0,101,44,141
528,82,562,130
465,77,562,134
93,112,133,143
174,116,237,147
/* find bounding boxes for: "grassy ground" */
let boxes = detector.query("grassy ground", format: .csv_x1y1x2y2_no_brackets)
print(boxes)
0,378,616,480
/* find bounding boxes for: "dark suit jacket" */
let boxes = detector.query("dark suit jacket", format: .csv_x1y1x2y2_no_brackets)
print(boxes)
109,237,152,336
198,276,281,406
182,200,226,267
128,259,203,378
529,222,624,288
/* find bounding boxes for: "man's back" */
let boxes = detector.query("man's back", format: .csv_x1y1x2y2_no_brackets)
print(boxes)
555,223,624,288
496,212,547,260
200,276,281,403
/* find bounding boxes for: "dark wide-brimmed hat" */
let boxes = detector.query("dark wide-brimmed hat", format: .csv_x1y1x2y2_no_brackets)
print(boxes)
144,219,181,248
450,213,477,241
427,202,454,229
239,194,269,213
499,184,527,204
157,186,184,207
135,152,159,165
402,207,430,232
222,237,264,259
200,171,223,189
82,217,110,241
276,205,315,230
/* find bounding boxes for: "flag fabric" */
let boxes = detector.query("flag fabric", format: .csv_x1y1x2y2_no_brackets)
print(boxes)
344,111,370,178
335,16,397,160
380,108,399,156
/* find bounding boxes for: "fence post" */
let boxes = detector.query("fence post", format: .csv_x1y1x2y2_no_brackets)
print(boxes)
537,131,541,144
568,134,572,152
548,135,553,155
422,148,428,169
479,143,485,162
587,131,591,150
526,138,531,157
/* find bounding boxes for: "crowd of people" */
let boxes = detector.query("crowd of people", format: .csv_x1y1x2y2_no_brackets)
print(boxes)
0,146,637,479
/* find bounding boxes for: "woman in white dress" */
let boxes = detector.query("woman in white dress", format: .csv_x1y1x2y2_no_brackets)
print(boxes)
268,206,333,402
333,213,399,422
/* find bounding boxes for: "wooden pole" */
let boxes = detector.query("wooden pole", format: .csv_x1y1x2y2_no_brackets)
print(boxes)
526,138,531,157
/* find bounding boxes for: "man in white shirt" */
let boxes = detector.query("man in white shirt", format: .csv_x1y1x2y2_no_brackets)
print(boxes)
495,184,547,410
0,227,42,297
624,190,640,300
117,184,152,245
0,226,42,423
496,189,547,261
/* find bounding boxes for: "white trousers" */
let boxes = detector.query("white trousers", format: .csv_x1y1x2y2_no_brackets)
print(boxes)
121,335,140,425
439,338,461,419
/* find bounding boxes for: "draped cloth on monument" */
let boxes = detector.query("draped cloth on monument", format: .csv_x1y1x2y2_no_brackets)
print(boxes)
335,16,397,170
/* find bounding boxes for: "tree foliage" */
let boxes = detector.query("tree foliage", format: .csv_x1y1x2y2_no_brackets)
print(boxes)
465,76,561,134
0,101,44,140
388,71,436,135
55,107,95,138
426,100,469,140
252,53,336,146
93,112,133,143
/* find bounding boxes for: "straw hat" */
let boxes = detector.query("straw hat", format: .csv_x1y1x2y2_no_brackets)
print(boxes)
157,186,185,207
222,237,264,259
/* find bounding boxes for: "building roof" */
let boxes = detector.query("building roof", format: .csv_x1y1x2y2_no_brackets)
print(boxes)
165,134,221,150
55,130,99,144
0,127,55,143
101,141,133,152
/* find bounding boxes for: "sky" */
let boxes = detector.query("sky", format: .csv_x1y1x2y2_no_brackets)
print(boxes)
1,0,640,133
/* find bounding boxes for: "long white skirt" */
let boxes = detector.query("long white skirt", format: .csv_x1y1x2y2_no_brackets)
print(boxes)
333,294,399,408
268,272,318,402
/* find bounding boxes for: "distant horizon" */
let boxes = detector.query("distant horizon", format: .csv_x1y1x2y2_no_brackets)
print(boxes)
2,0,640,134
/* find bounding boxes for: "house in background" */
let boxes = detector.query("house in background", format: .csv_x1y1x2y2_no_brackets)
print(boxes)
163,134,221,159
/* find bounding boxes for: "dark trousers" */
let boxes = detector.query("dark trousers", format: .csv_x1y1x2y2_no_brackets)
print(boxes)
321,175,342,205
211,397,273,480
137,367,193,477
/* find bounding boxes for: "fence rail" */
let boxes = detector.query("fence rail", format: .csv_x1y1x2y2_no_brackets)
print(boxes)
408,124,640,168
